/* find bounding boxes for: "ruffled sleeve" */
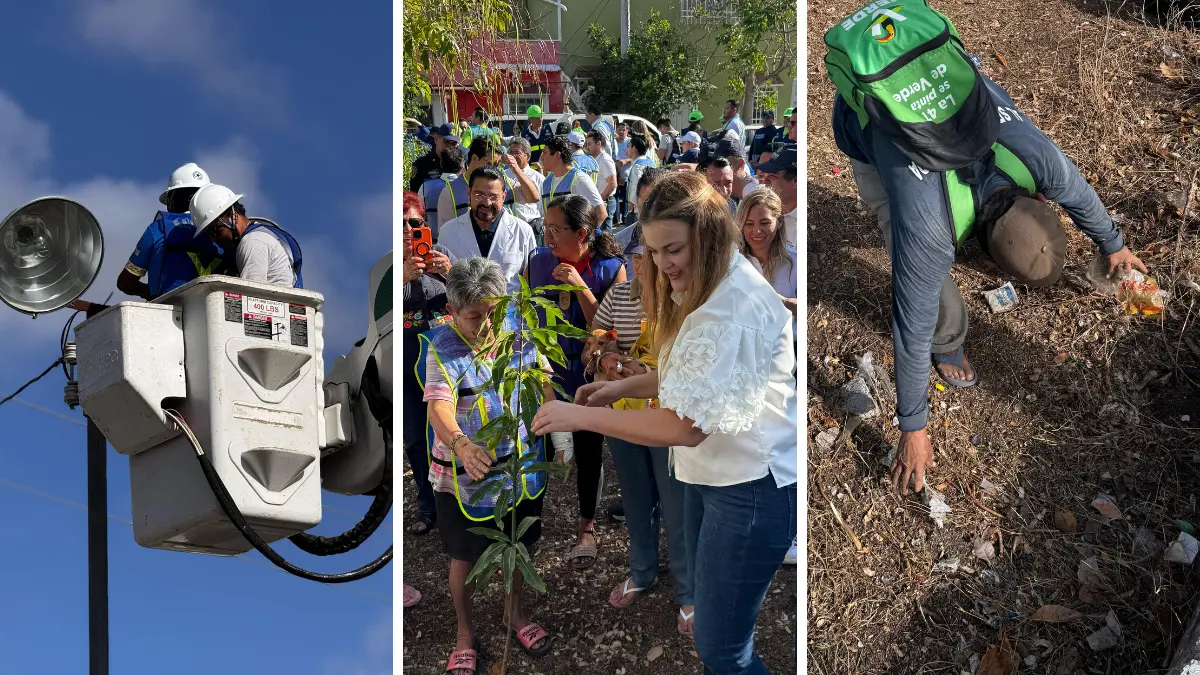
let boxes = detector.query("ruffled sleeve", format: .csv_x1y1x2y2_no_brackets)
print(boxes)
659,322,772,436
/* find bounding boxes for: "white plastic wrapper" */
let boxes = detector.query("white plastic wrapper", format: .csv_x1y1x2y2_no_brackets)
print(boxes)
550,431,574,466
981,281,1019,313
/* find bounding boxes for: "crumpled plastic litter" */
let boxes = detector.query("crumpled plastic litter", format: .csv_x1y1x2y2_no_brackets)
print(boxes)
924,486,951,528
1114,268,1168,315
1164,531,1199,564
981,282,1019,313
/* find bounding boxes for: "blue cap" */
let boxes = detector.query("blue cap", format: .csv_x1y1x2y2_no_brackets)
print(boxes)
623,224,644,255
435,123,460,142
757,146,796,174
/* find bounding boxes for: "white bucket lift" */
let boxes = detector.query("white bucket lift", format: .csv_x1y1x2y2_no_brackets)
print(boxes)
75,275,326,555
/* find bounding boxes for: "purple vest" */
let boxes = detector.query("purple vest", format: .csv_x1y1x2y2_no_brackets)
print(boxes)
527,247,623,395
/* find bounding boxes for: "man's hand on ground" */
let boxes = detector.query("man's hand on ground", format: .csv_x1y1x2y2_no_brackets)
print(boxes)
1106,246,1148,277
890,428,936,495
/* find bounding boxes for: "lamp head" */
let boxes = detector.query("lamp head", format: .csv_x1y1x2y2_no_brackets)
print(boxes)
0,197,103,315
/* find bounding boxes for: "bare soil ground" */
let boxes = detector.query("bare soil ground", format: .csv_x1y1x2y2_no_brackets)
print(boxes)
402,449,799,674
808,1,1200,673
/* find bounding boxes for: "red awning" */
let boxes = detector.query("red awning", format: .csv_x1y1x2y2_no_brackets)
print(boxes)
429,39,560,89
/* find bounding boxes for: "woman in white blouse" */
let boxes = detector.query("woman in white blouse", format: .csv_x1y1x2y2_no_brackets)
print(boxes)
533,172,797,675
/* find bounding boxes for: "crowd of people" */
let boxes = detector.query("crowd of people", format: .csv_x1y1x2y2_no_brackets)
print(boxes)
67,162,304,317
402,102,800,674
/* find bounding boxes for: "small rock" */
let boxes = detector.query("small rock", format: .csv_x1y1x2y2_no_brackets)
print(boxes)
1086,611,1122,651
647,645,664,662
838,376,878,418
1183,415,1192,422
1054,510,1078,534
814,427,840,451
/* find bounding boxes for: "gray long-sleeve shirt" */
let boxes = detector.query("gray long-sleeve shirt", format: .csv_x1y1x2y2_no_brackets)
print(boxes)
832,76,1125,432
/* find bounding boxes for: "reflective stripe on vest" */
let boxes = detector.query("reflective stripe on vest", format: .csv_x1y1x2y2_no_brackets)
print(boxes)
447,176,471,219
242,222,305,288
542,168,580,212
945,141,1036,248
416,316,547,521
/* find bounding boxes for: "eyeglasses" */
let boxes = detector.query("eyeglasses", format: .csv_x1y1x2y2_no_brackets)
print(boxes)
405,218,425,229
207,212,234,240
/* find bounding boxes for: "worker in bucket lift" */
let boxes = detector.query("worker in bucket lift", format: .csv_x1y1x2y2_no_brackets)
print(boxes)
189,183,304,288
117,162,225,301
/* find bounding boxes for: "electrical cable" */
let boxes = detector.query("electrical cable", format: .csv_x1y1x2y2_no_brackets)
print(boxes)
163,408,391,584
288,355,392,556
0,359,65,409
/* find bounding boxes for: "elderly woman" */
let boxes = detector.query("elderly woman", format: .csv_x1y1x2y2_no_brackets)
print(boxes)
420,256,555,674
533,173,797,675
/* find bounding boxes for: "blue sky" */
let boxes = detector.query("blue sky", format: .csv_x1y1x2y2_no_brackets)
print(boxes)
0,1,392,673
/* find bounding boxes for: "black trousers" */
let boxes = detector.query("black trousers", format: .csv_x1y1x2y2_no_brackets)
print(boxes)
572,430,605,522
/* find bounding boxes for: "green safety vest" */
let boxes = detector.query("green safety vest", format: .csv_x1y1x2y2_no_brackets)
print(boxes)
946,141,1035,248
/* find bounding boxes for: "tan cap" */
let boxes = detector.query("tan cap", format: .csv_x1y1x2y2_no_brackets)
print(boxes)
987,197,1067,287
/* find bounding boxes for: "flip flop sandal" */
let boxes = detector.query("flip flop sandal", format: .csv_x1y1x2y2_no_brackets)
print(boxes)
408,514,436,536
508,622,553,658
445,639,483,674
608,577,656,609
677,607,695,637
568,529,598,570
932,345,978,388
403,583,422,608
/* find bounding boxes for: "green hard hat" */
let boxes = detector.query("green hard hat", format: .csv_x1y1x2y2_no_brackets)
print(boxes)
783,107,794,116
688,109,704,122
526,104,543,118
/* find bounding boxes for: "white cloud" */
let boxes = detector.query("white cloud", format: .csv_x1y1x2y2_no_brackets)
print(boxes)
0,90,365,362
319,609,392,675
72,0,286,120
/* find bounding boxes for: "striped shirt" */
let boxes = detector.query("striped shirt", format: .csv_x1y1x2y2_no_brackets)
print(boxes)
592,280,645,352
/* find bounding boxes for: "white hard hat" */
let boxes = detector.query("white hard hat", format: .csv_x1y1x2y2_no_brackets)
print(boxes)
189,183,243,236
159,163,211,205
566,130,586,146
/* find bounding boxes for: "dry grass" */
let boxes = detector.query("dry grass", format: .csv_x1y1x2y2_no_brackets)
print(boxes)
808,1,1200,673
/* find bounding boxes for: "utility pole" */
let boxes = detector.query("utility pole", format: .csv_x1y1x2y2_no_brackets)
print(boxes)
87,418,109,675
619,0,630,55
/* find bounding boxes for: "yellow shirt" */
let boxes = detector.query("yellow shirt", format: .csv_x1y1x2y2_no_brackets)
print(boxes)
612,323,659,411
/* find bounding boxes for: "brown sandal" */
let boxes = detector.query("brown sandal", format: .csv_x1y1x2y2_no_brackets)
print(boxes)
568,526,598,570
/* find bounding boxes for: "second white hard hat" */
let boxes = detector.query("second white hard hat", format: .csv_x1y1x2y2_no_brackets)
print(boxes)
159,163,211,206
189,183,243,235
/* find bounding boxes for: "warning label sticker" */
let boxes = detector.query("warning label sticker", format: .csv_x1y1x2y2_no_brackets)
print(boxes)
224,292,242,323
288,304,309,348
243,295,289,342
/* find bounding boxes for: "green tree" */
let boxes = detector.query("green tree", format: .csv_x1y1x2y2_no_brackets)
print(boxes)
693,0,797,114
585,10,714,120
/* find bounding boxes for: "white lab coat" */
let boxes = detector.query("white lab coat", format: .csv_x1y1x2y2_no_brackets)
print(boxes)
439,210,537,293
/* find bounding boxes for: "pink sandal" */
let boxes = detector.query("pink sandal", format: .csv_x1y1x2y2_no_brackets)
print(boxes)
508,622,552,658
403,583,422,608
445,640,481,674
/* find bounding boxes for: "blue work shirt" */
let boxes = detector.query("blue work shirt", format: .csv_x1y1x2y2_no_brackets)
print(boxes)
126,211,225,298
832,75,1124,432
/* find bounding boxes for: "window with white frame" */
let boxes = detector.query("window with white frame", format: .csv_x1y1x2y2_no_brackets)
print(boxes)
505,92,548,117
751,86,782,125
680,0,738,24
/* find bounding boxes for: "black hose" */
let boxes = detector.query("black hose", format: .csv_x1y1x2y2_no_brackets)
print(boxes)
193,448,391,583
166,408,391,584
288,354,392,556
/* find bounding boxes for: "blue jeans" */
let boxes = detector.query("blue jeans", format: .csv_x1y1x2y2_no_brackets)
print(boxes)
608,438,692,605
684,473,797,675
602,197,618,232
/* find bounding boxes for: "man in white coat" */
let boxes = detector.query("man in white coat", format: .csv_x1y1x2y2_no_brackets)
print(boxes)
438,165,537,292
